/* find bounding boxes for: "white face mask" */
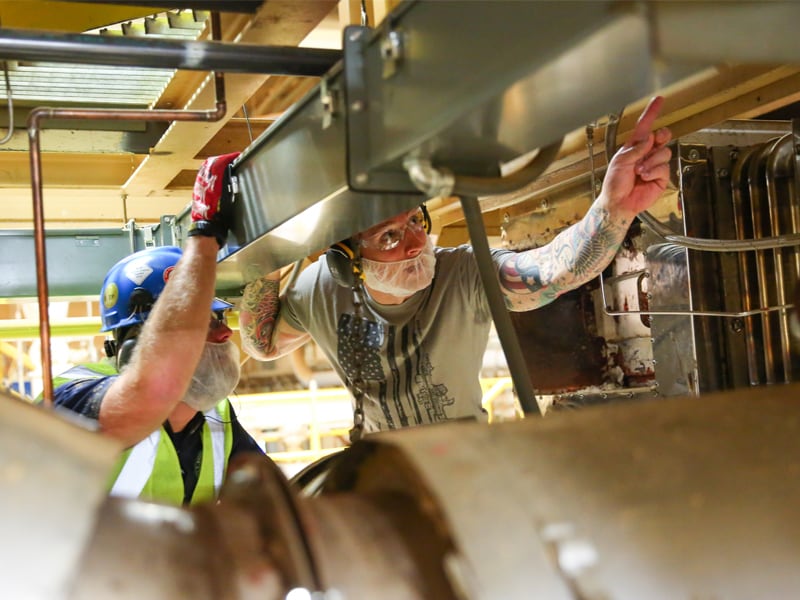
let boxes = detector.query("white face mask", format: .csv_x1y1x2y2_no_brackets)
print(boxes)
182,340,241,413
361,238,436,298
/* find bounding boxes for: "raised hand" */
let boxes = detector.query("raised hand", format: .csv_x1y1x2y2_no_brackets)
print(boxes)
602,96,673,217
188,151,241,248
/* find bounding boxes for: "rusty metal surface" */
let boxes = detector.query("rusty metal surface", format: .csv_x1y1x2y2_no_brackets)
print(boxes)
333,384,800,599
509,288,606,393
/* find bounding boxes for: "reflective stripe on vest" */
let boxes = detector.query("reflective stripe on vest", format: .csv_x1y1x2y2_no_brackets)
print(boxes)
110,400,232,505
52,361,119,388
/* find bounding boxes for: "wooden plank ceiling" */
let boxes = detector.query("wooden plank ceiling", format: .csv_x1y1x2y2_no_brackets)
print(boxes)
0,0,340,227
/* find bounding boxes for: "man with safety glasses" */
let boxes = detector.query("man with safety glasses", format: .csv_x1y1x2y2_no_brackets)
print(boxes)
52,153,266,506
238,97,673,436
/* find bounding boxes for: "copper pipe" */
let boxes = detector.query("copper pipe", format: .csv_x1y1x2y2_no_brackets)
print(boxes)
730,146,761,385
765,134,793,382
747,141,777,384
32,13,228,405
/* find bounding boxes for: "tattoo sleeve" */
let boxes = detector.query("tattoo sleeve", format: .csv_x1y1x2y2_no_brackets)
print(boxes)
498,203,631,311
239,276,282,359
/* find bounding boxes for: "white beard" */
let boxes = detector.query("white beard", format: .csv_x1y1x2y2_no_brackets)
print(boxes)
361,238,436,297
182,341,241,413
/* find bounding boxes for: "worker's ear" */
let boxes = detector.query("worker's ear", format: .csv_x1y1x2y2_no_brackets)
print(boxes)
325,240,359,288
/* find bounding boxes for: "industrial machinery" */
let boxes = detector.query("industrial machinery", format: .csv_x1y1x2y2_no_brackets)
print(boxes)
6,382,800,599
2,1,800,598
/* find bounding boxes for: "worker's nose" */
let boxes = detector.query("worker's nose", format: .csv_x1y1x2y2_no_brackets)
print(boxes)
207,319,233,343
403,226,427,258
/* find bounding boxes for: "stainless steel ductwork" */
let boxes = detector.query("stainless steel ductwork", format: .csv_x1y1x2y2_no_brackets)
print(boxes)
6,383,800,599
210,0,719,291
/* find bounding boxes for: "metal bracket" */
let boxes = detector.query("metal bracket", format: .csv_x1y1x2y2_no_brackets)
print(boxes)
343,24,422,193
319,76,339,130
380,29,404,79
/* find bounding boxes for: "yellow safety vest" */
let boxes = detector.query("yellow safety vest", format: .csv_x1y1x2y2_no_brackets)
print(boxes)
107,400,233,505
53,362,234,505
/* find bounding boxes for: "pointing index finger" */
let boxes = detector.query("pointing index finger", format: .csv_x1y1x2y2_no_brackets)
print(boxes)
628,96,665,146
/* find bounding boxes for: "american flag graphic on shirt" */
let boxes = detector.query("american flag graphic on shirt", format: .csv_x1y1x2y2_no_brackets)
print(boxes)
337,313,454,429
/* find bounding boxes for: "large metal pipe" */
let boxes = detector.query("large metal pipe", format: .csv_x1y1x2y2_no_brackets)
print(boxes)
70,383,800,599
0,27,341,76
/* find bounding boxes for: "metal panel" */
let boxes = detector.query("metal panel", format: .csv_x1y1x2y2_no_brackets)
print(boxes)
214,0,800,291
214,0,660,289
215,64,424,291
0,221,176,298
344,0,659,189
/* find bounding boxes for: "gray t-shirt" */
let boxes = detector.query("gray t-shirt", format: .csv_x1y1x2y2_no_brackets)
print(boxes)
282,244,514,432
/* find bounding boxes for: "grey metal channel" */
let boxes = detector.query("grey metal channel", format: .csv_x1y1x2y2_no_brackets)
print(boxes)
0,225,167,299
216,60,423,294
344,0,660,190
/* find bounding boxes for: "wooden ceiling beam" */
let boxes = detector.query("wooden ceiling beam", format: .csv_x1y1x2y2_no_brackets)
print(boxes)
122,1,337,204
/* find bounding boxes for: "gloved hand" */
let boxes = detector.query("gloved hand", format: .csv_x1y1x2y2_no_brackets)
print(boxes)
188,151,241,248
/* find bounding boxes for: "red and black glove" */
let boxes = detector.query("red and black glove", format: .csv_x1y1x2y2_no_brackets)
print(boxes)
188,151,241,248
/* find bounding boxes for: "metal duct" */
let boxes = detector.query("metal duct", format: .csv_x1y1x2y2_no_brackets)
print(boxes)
212,0,672,290
212,0,800,292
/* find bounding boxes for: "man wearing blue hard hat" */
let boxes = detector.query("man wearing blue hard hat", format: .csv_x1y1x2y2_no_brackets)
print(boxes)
52,152,264,506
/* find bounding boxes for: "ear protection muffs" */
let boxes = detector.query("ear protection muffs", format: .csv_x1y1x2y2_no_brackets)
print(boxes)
116,337,139,371
420,203,432,235
128,287,155,315
325,205,432,288
326,240,363,288
104,325,141,371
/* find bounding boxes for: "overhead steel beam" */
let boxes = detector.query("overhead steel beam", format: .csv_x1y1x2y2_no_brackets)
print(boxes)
213,0,800,293
211,0,670,289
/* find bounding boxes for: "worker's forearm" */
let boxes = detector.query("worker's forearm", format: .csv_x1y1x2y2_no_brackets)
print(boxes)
499,193,631,311
240,273,283,359
99,236,219,446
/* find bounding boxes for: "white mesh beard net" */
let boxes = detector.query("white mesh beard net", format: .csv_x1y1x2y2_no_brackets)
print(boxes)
361,237,436,297
182,340,241,412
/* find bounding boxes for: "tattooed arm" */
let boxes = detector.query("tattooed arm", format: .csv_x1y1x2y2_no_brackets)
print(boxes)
498,96,673,312
239,271,310,360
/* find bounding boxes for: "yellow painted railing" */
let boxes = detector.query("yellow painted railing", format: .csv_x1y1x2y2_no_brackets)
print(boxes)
234,377,518,467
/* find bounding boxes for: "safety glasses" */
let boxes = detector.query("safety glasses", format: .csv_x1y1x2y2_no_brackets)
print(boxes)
359,208,427,252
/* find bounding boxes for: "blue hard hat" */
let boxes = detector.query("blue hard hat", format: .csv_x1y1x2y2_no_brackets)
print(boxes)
100,246,232,332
